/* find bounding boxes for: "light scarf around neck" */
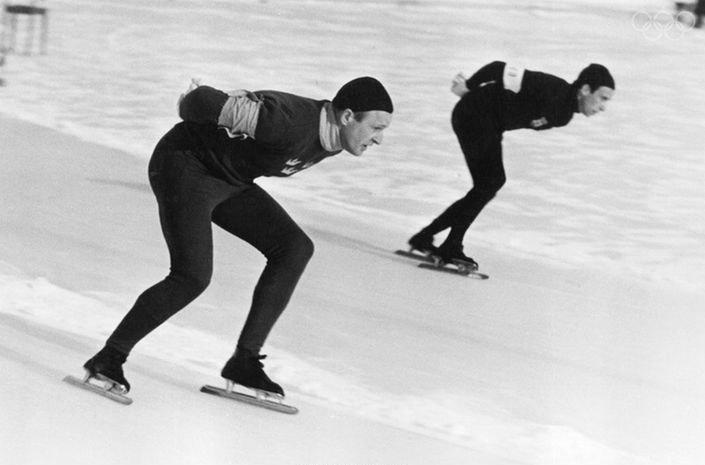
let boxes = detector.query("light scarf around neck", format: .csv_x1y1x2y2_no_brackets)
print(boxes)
319,102,343,152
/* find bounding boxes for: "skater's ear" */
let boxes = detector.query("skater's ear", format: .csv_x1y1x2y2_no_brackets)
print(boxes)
338,108,356,126
579,83,592,96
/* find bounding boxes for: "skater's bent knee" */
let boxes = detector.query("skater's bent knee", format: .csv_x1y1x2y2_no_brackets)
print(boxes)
262,230,315,265
171,270,212,296
486,174,506,192
275,231,314,265
289,232,315,262
475,177,505,198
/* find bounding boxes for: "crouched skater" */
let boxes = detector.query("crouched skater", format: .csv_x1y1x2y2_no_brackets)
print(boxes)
408,61,615,270
82,77,393,398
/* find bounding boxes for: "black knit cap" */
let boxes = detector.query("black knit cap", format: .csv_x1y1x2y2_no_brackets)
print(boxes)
575,64,615,91
332,76,393,113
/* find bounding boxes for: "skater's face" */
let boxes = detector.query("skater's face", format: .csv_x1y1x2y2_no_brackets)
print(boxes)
577,85,614,117
338,110,392,156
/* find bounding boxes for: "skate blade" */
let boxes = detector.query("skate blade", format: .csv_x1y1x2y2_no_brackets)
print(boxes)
200,385,298,415
394,249,434,262
449,258,479,271
224,380,284,401
63,375,133,405
418,262,489,279
91,373,129,394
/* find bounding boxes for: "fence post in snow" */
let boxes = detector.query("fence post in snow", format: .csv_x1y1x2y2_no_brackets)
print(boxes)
1,1,49,55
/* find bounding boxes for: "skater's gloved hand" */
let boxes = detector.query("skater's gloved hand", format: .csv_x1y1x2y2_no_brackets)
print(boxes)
451,72,469,97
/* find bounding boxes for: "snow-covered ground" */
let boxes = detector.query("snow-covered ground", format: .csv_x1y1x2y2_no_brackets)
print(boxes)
1,1,704,464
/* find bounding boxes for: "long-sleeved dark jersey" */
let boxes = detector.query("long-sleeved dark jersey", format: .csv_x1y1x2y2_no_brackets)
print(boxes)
464,61,579,132
164,86,341,184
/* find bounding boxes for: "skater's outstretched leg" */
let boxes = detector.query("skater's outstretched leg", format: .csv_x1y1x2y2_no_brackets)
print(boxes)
103,149,238,356
212,185,314,396
413,103,504,262
87,148,244,382
435,174,504,268
213,185,314,357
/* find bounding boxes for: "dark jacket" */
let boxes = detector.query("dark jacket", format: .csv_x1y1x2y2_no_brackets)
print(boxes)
464,61,579,132
164,86,341,184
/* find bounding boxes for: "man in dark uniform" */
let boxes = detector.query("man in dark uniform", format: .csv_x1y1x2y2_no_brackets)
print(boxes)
408,61,615,268
83,77,393,397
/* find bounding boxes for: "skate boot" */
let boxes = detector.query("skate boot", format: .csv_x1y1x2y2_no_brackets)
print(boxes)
221,350,284,398
435,242,479,270
408,231,437,255
83,346,130,393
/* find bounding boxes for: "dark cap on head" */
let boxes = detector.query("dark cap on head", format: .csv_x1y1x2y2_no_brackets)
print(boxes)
575,64,615,91
332,77,394,113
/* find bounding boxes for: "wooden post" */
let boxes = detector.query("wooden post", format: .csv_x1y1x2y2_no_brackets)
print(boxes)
1,3,49,55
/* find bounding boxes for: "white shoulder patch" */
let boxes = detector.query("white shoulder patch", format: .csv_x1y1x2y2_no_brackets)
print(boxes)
503,64,525,93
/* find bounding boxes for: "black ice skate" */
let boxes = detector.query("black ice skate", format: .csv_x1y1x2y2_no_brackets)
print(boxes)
82,346,131,393
63,346,133,405
395,238,488,278
200,352,298,414
412,242,489,278
395,232,438,262
407,231,437,255
220,352,284,397
434,242,479,270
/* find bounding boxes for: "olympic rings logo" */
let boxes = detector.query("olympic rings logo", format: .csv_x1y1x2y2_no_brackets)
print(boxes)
632,10,696,40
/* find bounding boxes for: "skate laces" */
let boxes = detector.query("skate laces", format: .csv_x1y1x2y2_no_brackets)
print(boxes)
251,354,267,369
228,354,268,371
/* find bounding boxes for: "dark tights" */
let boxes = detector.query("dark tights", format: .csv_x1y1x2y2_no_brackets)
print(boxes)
106,144,313,356
422,93,506,247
